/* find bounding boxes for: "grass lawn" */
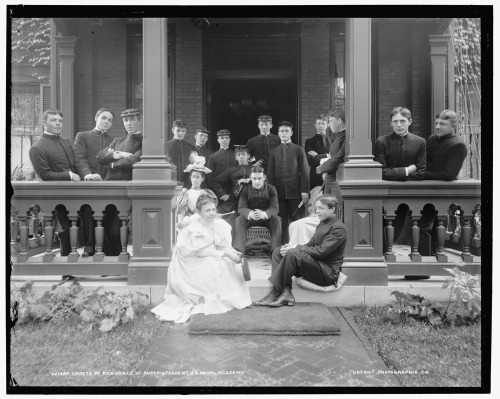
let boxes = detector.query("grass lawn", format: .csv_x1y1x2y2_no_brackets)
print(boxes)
347,306,481,387
9,310,162,387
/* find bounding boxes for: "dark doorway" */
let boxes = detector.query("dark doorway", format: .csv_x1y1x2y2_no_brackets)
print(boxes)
207,78,298,150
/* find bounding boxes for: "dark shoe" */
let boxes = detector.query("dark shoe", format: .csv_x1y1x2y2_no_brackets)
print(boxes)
268,286,295,307
404,276,431,280
62,275,75,281
82,251,95,257
254,288,280,306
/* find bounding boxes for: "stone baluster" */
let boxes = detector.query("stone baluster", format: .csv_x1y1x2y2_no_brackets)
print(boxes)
384,212,396,262
17,216,29,263
43,216,55,262
435,215,448,262
118,215,130,262
29,204,41,248
94,214,105,262
68,214,79,262
409,214,422,262
461,216,474,262
10,208,19,255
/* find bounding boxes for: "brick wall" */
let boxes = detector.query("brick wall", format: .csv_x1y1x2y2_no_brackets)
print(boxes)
300,22,331,147
76,19,127,139
172,20,203,146
376,22,431,139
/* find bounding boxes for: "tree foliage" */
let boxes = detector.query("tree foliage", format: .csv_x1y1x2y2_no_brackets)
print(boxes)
11,18,51,80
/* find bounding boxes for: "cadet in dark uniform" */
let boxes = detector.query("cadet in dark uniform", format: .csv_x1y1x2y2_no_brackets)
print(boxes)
165,120,196,188
212,145,254,240
207,129,236,190
268,121,310,244
73,107,115,256
97,108,144,256
29,109,87,259
97,108,143,181
245,115,281,173
305,113,331,190
194,127,214,160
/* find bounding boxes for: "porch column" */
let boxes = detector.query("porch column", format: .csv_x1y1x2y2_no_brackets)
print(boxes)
133,18,174,181
54,35,76,138
337,18,387,286
127,18,178,285
337,18,381,181
429,34,452,125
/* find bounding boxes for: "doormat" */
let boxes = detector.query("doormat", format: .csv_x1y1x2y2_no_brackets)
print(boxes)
188,303,341,336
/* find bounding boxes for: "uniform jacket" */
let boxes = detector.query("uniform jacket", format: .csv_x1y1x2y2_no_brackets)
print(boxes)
424,133,467,181
374,131,426,181
212,163,253,213
73,128,114,178
305,132,331,189
165,138,196,187
268,142,310,199
29,133,84,181
296,215,347,278
238,182,279,220
245,133,281,172
207,148,236,190
97,133,143,180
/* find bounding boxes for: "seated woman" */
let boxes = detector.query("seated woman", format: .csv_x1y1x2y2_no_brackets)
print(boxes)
176,156,217,226
152,194,252,323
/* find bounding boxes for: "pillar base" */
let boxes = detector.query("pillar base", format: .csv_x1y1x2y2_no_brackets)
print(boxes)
17,254,29,263
338,159,382,181
342,261,388,286
132,157,176,181
128,261,170,285
118,253,130,262
461,254,474,263
385,254,397,262
409,254,422,262
43,253,55,262
93,253,105,262
68,253,79,262
436,254,448,263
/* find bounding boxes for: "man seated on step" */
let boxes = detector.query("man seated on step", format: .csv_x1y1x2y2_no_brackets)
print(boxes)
232,165,282,258
254,195,347,307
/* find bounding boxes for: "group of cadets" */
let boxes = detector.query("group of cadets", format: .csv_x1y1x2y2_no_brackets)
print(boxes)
29,104,467,279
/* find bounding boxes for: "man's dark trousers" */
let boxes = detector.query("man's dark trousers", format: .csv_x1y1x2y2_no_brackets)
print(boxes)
233,215,282,254
269,247,335,293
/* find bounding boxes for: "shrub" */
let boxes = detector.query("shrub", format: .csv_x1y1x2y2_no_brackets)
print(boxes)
10,280,150,332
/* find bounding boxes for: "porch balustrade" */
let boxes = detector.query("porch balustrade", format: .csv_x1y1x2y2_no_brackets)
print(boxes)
10,181,180,281
340,179,481,284
10,179,481,285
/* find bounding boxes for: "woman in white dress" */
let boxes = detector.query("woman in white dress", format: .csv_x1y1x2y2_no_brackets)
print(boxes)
175,156,217,226
152,194,252,323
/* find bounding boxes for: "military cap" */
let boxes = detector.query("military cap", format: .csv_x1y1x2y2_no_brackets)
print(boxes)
258,115,272,122
196,127,211,135
120,108,142,118
234,145,250,154
217,129,231,137
278,121,293,129
172,119,187,128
